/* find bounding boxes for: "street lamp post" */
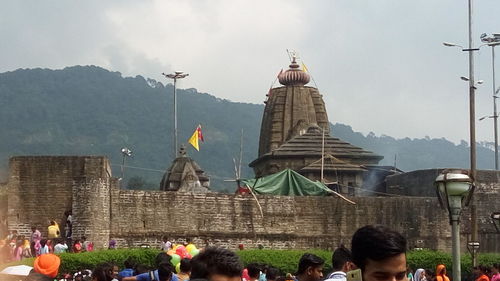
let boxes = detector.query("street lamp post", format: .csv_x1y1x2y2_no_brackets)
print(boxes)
120,147,132,180
491,212,500,232
480,34,500,169
162,71,189,158
435,170,474,281
467,241,480,269
442,0,478,266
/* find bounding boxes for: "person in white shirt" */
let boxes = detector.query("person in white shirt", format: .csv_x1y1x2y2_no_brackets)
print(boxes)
54,239,69,254
161,236,172,251
324,245,355,281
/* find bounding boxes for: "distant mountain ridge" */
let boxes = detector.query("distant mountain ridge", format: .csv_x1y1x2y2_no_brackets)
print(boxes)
0,66,496,191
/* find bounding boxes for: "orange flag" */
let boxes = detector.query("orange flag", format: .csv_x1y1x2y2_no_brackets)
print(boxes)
188,125,203,151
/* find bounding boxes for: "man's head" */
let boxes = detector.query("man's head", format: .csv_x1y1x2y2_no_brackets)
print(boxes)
158,262,174,281
266,267,280,281
156,252,172,266
332,245,354,272
247,263,261,280
351,225,407,281
31,226,37,232
50,221,56,226
296,253,324,281
34,254,61,278
124,256,137,269
190,247,243,281
180,258,192,273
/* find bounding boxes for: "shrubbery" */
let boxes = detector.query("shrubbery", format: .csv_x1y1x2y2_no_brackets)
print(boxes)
57,248,160,273
237,249,332,275
2,248,500,276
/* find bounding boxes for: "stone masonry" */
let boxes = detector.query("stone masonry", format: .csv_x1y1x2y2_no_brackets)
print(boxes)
1,156,499,253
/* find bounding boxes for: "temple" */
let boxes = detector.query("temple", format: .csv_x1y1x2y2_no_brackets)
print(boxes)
160,146,210,192
250,55,385,194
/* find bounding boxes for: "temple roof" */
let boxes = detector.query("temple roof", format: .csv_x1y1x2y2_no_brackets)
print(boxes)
300,154,368,172
278,56,310,86
250,126,383,167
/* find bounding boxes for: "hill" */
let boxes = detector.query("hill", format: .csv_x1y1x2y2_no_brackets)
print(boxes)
0,66,496,191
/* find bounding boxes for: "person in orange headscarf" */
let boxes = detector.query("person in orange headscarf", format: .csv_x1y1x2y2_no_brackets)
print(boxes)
436,264,450,281
34,253,61,278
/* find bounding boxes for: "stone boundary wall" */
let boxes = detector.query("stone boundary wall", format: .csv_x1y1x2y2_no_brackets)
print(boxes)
386,169,500,197
108,188,500,252
5,156,111,238
4,156,500,253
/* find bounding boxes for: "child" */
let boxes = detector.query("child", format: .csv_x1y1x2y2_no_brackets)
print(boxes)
22,239,32,258
12,240,23,261
73,239,83,253
40,239,49,255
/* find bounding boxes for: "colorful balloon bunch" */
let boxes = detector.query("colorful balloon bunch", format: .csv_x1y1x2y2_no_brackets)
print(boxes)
166,243,200,273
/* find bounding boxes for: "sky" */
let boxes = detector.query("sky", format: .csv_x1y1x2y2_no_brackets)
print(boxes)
1,0,500,144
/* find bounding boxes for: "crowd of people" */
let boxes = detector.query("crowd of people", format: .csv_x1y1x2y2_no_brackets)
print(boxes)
3,225,500,281
0,212,95,263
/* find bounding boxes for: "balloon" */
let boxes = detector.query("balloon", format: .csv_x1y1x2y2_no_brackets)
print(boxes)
170,254,181,266
189,248,200,256
176,245,188,258
173,244,179,250
167,249,175,256
186,244,197,253
175,262,181,273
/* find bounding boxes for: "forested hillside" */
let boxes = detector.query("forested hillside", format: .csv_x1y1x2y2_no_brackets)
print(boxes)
0,66,496,191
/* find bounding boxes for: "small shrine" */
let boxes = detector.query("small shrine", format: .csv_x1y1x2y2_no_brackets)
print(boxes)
160,146,210,193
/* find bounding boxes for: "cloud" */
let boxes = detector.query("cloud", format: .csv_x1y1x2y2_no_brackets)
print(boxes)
1,0,499,143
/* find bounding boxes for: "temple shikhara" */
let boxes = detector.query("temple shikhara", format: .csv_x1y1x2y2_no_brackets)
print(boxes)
250,55,386,194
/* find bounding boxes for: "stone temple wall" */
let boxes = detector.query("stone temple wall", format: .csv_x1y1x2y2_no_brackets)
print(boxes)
4,156,112,239
386,169,500,197
3,156,500,253
108,189,500,253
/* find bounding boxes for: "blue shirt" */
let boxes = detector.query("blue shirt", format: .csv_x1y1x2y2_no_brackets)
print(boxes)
119,268,135,278
136,270,179,281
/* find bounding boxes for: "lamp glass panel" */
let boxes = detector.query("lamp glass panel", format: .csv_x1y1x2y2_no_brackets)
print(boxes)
437,182,471,196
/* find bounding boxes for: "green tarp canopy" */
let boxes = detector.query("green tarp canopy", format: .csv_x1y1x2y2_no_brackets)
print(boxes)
241,169,333,196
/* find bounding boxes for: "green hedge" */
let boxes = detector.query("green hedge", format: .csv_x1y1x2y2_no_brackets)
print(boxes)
237,249,332,275
2,249,500,277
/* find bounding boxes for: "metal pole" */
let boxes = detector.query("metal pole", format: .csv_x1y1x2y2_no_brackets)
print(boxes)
467,0,478,267
173,78,178,158
452,219,462,281
450,196,463,281
471,205,478,266
121,153,125,179
468,0,476,179
492,46,499,170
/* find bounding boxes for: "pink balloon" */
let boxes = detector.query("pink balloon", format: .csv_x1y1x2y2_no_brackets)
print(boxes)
176,245,188,258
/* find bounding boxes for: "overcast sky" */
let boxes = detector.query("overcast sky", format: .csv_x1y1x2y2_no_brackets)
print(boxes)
2,0,500,143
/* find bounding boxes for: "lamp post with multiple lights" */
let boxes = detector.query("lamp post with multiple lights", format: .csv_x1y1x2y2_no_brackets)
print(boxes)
162,71,189,158
479,33,500,170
